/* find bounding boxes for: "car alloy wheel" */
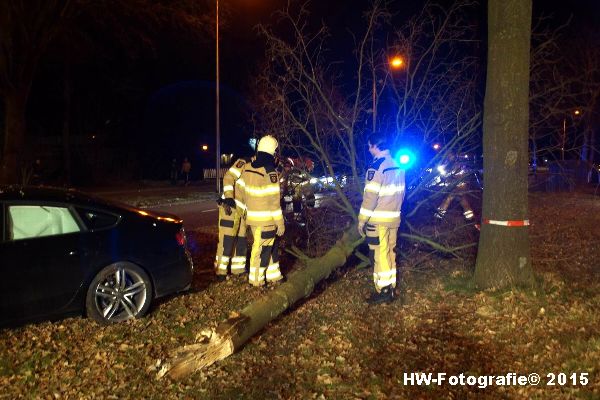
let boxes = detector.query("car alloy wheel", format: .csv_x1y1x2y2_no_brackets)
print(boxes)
86,262,153,324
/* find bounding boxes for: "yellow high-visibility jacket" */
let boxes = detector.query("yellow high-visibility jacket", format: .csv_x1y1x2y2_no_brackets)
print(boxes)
238,157,284,227
358,150,405,228
223,157,251,209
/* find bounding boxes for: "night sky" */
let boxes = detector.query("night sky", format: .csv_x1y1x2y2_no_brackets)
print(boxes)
199,0,599,156
23,0,600,183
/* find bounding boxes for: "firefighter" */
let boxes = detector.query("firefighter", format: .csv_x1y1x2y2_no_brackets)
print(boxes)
279,158,295,215
280,158,316,221
290,158,316,215
214,155,252,280
238,135,285,287
358,133,405,304
434,152,475,222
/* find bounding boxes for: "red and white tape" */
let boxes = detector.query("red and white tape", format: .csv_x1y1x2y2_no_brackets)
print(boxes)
482,219,530,227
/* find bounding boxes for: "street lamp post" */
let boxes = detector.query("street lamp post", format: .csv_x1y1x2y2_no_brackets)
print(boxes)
561,117,566,161
372,55,405,133
215,0,221,193
372,77,377,133
562,109,581,161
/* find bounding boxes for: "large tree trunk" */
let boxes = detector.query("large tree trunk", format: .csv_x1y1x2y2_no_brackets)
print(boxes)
0,88,29,184
158,229,362,380
474,0,535,289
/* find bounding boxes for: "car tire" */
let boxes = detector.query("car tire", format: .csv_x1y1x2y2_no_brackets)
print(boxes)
85,262,153,325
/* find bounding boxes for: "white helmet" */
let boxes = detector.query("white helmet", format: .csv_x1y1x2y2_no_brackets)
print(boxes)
257,135,278,155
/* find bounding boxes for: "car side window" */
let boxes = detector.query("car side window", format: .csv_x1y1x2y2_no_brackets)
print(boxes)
8,205,81,241
76,208,119,230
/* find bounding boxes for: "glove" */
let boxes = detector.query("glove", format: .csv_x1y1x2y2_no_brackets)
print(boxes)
357,221,366,237
223,198,236,208
276,223,286,237
222,198,236,216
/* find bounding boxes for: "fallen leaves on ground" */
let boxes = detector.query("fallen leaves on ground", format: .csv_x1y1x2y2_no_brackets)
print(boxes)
0,192,599,399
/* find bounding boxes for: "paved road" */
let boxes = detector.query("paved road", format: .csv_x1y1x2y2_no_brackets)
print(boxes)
90,183,331,232
86,182,220,231
150,200,218,231
147,191,335,231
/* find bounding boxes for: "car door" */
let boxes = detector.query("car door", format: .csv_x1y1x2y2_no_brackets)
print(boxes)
0,202,87,324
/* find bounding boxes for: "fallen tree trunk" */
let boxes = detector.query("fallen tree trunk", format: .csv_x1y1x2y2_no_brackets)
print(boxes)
157,229,363,380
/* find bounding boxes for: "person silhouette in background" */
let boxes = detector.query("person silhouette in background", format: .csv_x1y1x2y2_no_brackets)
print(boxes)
170,158,178,185
181,157,191,186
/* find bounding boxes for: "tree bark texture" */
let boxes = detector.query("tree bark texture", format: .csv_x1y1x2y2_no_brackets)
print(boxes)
474,0,535,289
159,229,362,380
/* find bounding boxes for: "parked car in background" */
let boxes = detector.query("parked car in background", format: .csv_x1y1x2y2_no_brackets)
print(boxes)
0,186,193,327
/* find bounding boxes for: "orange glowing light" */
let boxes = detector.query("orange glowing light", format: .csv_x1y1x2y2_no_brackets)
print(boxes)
574,110,581,115
390,56,404,69
202,145,208,151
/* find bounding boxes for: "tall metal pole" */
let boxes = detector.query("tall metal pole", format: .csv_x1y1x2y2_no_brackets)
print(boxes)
372,78,377,133
562,117,566,161
215,0,221,193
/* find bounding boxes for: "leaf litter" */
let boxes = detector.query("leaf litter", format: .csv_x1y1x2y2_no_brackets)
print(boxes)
0,192,598,399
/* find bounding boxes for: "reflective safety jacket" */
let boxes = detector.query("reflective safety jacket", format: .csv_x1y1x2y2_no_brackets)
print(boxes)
358,150,405,228
443,160,470,190
222,157,251,209
281,168,315,204
237,153,284,227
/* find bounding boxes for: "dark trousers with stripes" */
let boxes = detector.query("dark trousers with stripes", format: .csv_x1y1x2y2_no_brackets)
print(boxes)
365,223,398,292
215,206,247,275
248,225,282,286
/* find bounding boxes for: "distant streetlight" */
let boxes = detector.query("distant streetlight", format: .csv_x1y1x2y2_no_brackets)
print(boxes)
215,0,221,193
389,56,404,69
562,109,582,161
372,54,406,132
202,144,208,151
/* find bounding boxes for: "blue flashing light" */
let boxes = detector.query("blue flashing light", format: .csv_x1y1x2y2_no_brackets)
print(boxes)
394,148,417,169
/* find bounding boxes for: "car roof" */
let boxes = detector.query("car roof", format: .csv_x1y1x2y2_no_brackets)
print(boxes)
0,185,182,222
0,185,132,212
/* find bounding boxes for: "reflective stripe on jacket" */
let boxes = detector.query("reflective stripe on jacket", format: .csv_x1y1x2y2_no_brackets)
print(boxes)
223,158,249,201
238,162,283,227
358,151,405,227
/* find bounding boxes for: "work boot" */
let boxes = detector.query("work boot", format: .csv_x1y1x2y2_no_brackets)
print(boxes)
367,285,394,304
232,272,247,281
249,282,266,289
267,276,287,289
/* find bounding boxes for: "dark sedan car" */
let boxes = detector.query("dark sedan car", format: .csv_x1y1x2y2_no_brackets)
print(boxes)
0,186,193,327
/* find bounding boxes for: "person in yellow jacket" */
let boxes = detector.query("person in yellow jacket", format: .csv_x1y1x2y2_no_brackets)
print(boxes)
434,152,475,222
358,133,405,304
237,135,285,287
214,155,252,280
